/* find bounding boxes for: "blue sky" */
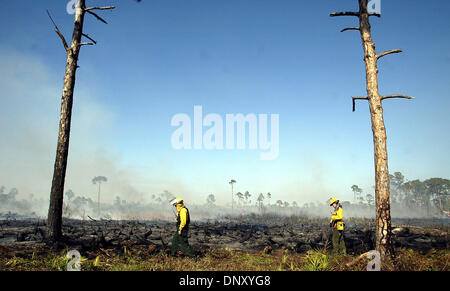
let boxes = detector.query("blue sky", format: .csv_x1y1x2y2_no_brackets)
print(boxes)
0,0,449,207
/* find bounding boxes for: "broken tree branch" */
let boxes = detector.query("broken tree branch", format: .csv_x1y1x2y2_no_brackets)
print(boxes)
330,11,360,17
79,42,94,46
82,33,97,44
46,9,60,31
352,95,414,111
86,10,108,24
381,95,415,100
46,10,69,52
376,49,402,60
84,6,115,12
330,11,380,17
341,27,360,32
352,96,369,112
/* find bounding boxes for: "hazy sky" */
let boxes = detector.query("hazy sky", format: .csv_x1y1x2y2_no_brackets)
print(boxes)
0,0,449,207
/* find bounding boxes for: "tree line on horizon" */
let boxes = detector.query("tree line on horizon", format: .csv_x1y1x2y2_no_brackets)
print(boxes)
3,172,448,219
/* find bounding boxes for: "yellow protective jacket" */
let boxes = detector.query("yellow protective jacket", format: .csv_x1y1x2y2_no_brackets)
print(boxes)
331,206,344,230
176,204,190,232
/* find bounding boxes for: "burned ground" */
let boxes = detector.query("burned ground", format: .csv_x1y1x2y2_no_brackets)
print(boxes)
0,216,448,259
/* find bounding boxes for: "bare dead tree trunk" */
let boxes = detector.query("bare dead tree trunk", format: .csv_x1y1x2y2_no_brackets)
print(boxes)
46,0,114,241
229,180,236,212
47,0,86,241
330,0,414,265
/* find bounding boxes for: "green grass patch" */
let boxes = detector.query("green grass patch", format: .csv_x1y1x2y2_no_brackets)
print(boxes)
0,247,448,271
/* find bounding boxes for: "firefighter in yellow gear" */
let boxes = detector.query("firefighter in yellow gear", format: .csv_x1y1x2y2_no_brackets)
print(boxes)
170,198,194,258
329,197,346,255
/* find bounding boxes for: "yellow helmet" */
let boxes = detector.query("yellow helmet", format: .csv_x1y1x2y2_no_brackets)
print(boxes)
170,197,183,206
329,197,339,206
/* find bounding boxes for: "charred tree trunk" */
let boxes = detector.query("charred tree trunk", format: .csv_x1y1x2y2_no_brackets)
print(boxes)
357,0,395,263
47,0,86,241
47,1,114,241
330,0,414,265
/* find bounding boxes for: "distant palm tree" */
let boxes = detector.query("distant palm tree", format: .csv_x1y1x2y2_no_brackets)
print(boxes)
267,192,272,206
257,193,265,212
229,179,236,211
351,184,363,203
92,176,108,216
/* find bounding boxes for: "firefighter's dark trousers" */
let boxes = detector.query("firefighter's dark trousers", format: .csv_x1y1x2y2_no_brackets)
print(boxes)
332,228,347,255
171,228,194,257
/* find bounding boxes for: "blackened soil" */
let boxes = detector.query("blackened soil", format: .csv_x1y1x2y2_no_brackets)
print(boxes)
0,216,448,258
